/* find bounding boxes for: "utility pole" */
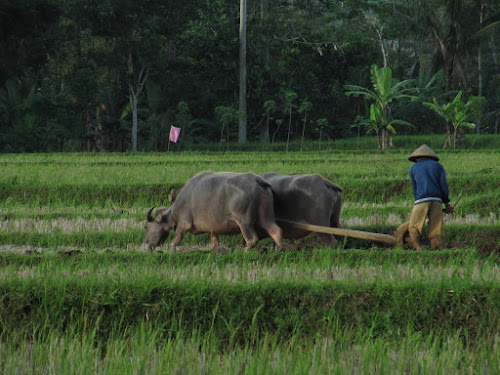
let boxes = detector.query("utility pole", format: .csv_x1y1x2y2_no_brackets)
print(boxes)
238,0,247,143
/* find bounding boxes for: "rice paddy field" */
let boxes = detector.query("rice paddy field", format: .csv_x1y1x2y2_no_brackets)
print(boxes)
1,136,500,374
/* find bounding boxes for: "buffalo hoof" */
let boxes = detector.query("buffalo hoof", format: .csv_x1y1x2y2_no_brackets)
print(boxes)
138,243,152,252
278,243,296,252
257,246,270,254
213,245,231,254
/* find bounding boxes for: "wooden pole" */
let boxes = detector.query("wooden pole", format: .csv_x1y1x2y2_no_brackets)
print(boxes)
276,219,397,246
238,0,247,143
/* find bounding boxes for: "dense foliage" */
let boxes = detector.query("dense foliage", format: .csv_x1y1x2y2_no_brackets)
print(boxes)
1,0,499,152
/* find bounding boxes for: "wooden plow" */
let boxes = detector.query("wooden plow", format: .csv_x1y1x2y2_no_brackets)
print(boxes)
277,219,411,248
276,191,466,248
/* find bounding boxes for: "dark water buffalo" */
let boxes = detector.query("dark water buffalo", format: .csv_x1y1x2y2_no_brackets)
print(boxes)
260,173,343,247
144,171,283,249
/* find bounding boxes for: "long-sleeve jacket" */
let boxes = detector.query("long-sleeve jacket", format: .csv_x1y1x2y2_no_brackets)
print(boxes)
409,159,450,205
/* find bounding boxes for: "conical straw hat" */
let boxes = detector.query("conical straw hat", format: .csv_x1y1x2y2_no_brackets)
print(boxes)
408,144,439,162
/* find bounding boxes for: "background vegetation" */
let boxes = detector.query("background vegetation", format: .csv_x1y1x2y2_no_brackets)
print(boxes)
1,0,499,152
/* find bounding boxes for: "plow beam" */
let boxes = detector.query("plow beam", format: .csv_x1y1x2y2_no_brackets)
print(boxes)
277,219,410,248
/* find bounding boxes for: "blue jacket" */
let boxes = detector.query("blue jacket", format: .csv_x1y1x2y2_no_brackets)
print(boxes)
409,159,450,205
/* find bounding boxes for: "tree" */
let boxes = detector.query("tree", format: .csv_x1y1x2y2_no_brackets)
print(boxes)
484,84,500,134
363,9,389,67
0,0,60,87
69,67,100,152
345,65,416,149
215,105,238,149
298,100,312,151
423,90,477,149
0,80,38,152
316,118,328,150
128,53,149,152
283,90,297,152
408,0,500,92
175,101,193,144
261,100,277,142
1,0,499,151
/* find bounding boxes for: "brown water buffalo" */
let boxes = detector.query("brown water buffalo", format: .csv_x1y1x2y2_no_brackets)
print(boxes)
260,173,343,247
144,171,283,249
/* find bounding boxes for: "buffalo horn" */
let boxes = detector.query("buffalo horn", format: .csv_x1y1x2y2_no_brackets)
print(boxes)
146,205,156,222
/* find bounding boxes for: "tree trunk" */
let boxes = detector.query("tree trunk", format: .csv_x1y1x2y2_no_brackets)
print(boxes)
128,53,149,152
261,115,270,142
286,105,292,152
489,36,499,71
261,0,269,65
238,0,247,143
300,111,307,151
130,90,138,152
376,26,387,68
95,105,103,151
85,107,93,152
271,121,280,145
380,128,392,149
443,123,452,149
219,122,225,149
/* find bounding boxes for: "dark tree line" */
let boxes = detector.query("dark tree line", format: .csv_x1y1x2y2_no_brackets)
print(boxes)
1,0,499,152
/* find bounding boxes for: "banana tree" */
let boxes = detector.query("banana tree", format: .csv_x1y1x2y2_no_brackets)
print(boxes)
345,65,416,149
423,90,476,149
368,103,414,149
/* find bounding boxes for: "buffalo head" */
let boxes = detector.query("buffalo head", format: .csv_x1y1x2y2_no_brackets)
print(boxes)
144,205,173,248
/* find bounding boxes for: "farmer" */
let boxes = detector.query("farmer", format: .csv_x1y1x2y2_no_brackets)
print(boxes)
408,144,454,250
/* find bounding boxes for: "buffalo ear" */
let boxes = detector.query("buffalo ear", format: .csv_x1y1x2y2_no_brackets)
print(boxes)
168,189,177,203
154,208,168,222
146,205,156,222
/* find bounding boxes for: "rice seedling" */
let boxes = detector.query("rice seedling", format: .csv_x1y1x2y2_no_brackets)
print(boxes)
0,136,499,372
1,323,499,374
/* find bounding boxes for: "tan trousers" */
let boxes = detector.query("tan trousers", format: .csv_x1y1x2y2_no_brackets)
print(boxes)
408,201,444,250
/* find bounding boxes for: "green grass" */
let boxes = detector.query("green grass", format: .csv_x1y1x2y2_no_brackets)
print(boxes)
0,249,497,287
2,148,498,215
0,223,497,251
1,271,500,344
0,249,498,347
2,324,498,374
1,136,499,372
0,248,489,267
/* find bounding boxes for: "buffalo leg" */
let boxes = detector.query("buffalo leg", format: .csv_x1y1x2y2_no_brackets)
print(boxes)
326,193,342,248
170,229,185,248
319,209,338,247
256,195,283,248
234,220,260,249
262,222,283,248
210,233,220,247
318,233,338,248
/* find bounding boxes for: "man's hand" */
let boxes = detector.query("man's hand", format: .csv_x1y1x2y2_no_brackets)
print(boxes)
444,204,455,214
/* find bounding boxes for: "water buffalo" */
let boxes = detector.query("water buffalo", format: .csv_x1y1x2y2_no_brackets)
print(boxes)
144,171,283,249
260,173,343,247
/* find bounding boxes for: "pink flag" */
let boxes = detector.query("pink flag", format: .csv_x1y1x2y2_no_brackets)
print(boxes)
169,125,181,143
